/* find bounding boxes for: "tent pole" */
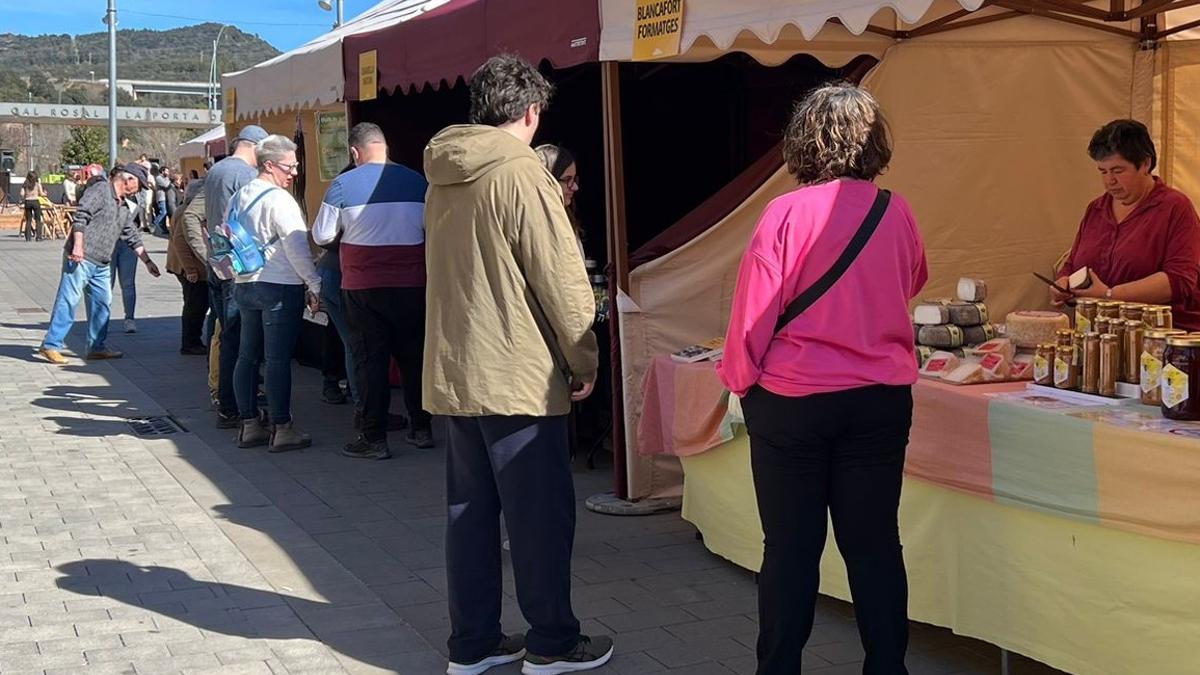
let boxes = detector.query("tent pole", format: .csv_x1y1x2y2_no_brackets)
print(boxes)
602,60,630,501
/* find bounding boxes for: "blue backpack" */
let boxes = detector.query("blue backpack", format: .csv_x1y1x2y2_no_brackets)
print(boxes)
208,187,280,281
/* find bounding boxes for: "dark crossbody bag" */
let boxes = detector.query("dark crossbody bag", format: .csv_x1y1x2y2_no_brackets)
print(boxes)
774,188,892,334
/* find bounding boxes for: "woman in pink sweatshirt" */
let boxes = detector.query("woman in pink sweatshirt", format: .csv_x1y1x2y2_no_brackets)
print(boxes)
717,83,927,675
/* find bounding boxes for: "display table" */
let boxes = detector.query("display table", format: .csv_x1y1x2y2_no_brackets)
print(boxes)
661,373,1200,674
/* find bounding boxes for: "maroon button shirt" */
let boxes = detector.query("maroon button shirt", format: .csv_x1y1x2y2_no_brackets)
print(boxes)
1060,179,1200,330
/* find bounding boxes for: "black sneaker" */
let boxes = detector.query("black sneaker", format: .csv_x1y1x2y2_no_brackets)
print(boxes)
448,634,526,675
353,410,409,432
341,435,392,460
405,428,435,449
216,410,240,429
322,383,348,405
180,345,207,356
522,635,614,674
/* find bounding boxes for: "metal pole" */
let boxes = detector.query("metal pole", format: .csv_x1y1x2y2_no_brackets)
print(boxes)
106,0,118,167
337,0,344,28
209,25,229,113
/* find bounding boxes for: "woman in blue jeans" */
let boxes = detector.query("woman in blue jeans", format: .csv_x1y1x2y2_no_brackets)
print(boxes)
230,135,322,452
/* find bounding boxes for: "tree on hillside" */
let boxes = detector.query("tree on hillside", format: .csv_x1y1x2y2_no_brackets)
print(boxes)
61,128,108,166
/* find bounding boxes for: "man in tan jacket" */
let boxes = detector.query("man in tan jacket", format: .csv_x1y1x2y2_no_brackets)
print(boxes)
424,55,612,675
165,182,210,355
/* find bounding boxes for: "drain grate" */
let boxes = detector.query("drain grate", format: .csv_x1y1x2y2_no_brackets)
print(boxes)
15,307,43,314
127,416,187,437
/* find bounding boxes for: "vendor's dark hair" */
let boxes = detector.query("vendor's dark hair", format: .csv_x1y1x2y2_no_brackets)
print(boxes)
1088,119,1156,172
783,82,891,185
22,171,37,190
469,54,554,127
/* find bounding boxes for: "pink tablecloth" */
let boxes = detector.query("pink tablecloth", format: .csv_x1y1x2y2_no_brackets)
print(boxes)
636,355,735,457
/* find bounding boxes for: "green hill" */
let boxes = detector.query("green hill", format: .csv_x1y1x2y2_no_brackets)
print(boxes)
0,23,280,108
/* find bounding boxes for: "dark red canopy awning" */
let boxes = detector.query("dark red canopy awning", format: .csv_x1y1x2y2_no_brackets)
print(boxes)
343,0,600,98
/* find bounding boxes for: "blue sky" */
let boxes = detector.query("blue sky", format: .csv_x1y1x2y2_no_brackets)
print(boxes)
8,0,380,52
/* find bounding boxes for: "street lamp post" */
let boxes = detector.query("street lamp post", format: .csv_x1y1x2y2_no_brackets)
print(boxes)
209,24,231,113
105,0,118,167
318,0,344,29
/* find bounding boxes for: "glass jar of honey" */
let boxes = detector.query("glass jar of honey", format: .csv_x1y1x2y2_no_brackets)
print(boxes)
1075,299,1098,333
1081,332,1101,394
1161,335,1200,420
1034,344,1055,386
1097,301,1122,319
1099,334,1120,396
1142,329,1186,405
1123,320,1143,384
1120,303,1145,323
1093,316,1111,337
1144,305,1173,329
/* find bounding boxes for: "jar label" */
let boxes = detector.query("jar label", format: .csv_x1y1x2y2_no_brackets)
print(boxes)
1141,352,1162,393
1054,357,1069,386
1034,355,1050,382
1077,314,1091,333
1162,364,1189,409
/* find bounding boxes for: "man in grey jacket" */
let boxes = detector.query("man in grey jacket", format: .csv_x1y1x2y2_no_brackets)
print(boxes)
39,163,161,365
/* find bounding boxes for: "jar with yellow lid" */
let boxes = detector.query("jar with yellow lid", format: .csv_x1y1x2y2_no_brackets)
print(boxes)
1161,335,1200,420
1142,329,1186,405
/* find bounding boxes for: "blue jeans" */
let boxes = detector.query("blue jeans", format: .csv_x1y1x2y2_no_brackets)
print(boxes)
318,265,360,408
43,257,112,353
234,282,304,424
211,278,242,416
110,243,137,321
153,197,168,233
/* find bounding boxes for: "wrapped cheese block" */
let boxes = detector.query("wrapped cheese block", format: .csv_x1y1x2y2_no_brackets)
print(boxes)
948,302,989,327
1010,353,1035,381
917,324,964,349
1069,266,1093,290
962,324,996,345
1005,310,1070,348
957,277,988,302
919,350,960,378
913,303,951,325
980,352,1011,381
967,337,1015,362
943,362,984,384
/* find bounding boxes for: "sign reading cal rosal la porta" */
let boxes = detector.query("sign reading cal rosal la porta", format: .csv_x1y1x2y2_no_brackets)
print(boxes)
0,102,221,128
633,0,685,61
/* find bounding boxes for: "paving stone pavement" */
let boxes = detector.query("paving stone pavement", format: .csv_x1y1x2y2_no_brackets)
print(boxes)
0,233,1067,675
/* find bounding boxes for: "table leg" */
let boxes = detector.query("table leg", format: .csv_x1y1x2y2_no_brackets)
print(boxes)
1000,648,1011,675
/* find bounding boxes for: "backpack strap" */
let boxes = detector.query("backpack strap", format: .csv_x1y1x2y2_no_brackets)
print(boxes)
231,186,282,248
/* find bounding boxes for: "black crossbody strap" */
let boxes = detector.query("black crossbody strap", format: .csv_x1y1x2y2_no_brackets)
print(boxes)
774,188,892,334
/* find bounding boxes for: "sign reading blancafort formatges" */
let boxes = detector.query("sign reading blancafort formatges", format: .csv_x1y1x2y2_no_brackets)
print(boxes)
0,103,221,128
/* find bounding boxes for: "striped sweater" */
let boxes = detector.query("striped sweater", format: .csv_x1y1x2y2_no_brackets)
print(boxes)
312,162,428,290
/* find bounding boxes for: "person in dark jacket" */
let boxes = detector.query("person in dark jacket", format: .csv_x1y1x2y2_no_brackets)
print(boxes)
40,163,161,365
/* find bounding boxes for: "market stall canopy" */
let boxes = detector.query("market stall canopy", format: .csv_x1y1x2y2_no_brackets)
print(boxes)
598,0,985,61
222,0,454,120
178,125,225,159
342,0,600,98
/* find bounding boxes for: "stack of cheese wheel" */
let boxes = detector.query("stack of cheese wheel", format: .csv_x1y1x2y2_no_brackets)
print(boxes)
913,277,996,359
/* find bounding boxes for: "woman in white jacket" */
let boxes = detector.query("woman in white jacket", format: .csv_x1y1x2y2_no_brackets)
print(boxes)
229,134,322,452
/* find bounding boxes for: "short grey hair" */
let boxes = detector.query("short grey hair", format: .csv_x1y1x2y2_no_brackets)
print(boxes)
256,134,297,170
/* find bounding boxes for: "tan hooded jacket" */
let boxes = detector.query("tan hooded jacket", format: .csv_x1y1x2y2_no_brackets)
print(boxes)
423,125,598,417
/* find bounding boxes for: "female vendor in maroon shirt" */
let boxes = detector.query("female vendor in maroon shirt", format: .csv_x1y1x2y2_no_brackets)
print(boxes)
1054,119,1200,330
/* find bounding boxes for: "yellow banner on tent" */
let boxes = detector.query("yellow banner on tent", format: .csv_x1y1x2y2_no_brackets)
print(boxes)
224,87,237,122
633,0,684,61
359,49,378,102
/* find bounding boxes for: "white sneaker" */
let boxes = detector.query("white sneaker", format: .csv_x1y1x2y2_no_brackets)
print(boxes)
124,319,137,333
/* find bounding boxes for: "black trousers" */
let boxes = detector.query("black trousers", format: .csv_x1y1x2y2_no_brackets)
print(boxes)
321,319,346,385
742,384,912,675
22,200,44,241
445,415,579,663
344,287,431,440
176,274,209,349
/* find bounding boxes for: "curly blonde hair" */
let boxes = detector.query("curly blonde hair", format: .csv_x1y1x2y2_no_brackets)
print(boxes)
783,82,892,185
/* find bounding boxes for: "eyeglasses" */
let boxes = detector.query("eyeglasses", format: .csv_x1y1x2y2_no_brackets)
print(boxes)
557,175,580,188
272,161,299,174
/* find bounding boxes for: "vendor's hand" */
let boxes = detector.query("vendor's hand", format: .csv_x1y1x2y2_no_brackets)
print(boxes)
186,271,199,283
69,246,85,263
305,291,321,314
1050,276,1073,307
144,259,161,277
571,380,595,402
1070,274,1111,300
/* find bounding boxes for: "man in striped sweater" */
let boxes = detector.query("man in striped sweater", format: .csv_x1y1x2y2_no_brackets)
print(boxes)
312,122,432,459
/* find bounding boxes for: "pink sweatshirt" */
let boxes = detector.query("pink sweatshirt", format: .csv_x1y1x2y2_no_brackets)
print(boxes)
717,178,928,398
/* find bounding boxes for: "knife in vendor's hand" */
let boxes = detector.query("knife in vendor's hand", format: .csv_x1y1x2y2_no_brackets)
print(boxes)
1032,272,1076,307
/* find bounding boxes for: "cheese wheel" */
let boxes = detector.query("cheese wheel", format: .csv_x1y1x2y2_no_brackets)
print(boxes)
913,303,951,325
1005,311,1070,349
917,324,964,349
948,302,989,327
957,277,988,302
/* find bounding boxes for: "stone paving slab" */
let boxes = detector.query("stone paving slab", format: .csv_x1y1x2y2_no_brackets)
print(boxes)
0,235,1066,674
